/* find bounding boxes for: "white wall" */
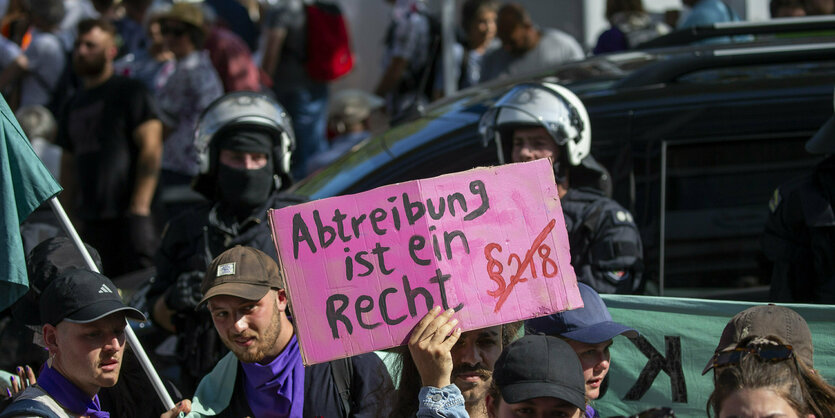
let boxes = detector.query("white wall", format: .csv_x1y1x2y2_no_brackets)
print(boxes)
330,0,770,94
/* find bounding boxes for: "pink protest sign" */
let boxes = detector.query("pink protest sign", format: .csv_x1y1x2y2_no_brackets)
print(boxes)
269,159,583,365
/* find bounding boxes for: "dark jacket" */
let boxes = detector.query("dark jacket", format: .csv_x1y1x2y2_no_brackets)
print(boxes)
215,352,393,417
561,187,644,294
763,156,835,303
147,192,306,388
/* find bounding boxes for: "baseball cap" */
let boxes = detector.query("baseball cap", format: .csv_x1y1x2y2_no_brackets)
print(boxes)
525,283,638,344
40,269,145,326
702,304,813,375
13,237,103,326
329,89,384,126
493,335,586,410
199,246,284,307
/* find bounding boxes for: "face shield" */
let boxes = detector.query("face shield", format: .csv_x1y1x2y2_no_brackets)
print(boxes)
479,82,590,166
195,92,296,178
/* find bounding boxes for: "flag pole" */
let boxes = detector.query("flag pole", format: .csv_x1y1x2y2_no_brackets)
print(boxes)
48,197,176,410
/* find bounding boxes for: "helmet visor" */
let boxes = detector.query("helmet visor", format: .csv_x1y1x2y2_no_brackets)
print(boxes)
479,83,580,163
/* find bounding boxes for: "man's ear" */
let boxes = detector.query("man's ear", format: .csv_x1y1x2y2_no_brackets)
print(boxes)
42,323,59,353
106,43,118,61
275,288,288,311
486,394,497,418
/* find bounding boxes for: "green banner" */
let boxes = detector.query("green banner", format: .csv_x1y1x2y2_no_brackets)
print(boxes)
595,295,835,417
0,94,61,312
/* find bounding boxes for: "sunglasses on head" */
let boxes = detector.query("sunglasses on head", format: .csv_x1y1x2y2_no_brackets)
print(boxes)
161,25,188,37
712,344,794,368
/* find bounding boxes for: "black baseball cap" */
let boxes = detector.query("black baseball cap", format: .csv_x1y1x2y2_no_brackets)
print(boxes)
40,268,145,326
493,335,586,410
525,283,638,344
13,236,103,326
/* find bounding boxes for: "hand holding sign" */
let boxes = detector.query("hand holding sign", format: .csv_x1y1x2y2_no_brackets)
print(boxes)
269,160,583,364
409,306,462,388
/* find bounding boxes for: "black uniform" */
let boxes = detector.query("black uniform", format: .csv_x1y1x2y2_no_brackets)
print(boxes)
763,156,835,303
147,191,305,391
561,187,644,294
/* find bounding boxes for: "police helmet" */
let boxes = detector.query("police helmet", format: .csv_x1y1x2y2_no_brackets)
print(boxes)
806,87,835,154
479,82,590,166
193,91,295,199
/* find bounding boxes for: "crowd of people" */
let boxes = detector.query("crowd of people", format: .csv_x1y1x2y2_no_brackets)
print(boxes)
1,0,834,416
4,236,835,416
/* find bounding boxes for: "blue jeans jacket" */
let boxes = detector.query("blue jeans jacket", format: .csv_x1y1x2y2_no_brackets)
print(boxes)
417,385,469,418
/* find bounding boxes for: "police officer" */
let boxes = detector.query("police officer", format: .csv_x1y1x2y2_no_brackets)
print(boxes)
763,91,835,304
479,82,643,294
147,91,303,391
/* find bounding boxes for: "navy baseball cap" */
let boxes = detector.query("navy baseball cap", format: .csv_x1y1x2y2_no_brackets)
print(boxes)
525,283,638,344
40,269,145,326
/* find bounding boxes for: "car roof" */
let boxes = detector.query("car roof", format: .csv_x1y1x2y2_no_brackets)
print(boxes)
294,21,835,199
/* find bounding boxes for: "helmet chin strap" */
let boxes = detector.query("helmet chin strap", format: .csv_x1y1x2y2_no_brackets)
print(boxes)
273,174,282,191
553,152,570,186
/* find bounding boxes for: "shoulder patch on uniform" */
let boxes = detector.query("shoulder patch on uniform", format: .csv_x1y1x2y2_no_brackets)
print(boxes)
613,210,634,224
768,188,782,213
605,270,629,283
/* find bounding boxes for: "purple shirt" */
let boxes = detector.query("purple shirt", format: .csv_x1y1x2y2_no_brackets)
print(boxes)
37,364,109,418
240,334,306,418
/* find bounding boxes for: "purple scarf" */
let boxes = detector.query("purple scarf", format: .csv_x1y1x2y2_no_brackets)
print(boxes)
37,364,109,418
240,334,305,418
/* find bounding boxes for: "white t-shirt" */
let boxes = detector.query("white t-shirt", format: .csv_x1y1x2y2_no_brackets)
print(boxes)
481,28,584,82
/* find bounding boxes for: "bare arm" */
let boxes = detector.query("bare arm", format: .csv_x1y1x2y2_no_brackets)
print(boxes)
130,119,163,215
374,56,408,98
260,27,287,79
0,54,27,91
153,294,177,333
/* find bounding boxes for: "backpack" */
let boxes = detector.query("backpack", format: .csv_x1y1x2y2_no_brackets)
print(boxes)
304,1,353,82
330,356,354,416
0,398,60,418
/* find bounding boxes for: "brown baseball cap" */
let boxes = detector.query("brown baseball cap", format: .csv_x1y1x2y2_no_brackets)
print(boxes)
702,304,813,375
199,246,284,307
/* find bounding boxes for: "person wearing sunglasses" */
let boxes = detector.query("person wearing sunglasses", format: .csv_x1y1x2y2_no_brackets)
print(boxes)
707,336,835,418
702,305,815,379
153,2,223,221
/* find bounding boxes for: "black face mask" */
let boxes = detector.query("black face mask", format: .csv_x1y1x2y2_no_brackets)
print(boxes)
216,162,274,217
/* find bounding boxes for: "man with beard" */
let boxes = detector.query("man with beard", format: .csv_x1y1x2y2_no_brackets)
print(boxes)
179,246,393,417
56,18,162,277
392,309,521,418
481,3,583,82
146,92,309,394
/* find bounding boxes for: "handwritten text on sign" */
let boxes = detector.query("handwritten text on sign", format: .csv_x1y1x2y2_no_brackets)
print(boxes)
269,160,583,364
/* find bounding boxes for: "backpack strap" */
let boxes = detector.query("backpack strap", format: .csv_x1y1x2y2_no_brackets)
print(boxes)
330,356,354,417
0,399,61,418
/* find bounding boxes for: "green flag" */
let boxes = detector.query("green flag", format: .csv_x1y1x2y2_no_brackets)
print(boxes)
0,94,62,311
596,295,835,417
